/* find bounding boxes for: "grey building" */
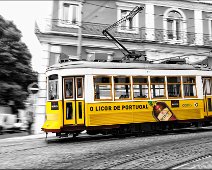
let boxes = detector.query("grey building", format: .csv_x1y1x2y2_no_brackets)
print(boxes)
34,0,212,133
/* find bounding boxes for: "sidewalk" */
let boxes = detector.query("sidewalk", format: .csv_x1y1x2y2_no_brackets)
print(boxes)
0,132,55,142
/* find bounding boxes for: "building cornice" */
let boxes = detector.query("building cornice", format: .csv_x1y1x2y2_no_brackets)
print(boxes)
119,0,212,12
36,31,211,52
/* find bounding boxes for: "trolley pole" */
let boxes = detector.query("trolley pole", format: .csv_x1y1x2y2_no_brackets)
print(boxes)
77,24,82,60
77,2,83,60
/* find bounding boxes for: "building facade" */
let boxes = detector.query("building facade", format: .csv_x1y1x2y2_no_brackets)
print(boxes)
34,0,212,133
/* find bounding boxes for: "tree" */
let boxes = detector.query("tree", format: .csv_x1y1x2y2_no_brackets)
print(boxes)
0,15,38,110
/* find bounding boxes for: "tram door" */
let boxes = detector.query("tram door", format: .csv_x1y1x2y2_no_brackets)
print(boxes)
63,77,84,125
203,78,212,116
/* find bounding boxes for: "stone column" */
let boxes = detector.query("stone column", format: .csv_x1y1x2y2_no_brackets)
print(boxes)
34,43,50,134
145,4,155,41
194,10,203,45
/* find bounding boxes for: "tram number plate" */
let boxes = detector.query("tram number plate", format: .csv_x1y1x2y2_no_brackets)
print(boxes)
171,100,179,108
51,101,59,110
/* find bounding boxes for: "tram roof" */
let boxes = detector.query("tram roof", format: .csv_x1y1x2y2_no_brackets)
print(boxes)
46,60,212,72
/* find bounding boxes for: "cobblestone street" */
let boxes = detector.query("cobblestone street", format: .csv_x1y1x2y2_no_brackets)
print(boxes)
0,128,212,169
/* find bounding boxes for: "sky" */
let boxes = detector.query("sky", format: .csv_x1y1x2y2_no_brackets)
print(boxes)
0,1,51,71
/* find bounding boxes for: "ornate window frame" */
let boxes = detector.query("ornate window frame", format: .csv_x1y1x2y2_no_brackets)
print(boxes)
207,14,212,41
116,3,139,34
163,8,187,43
58,0,82,28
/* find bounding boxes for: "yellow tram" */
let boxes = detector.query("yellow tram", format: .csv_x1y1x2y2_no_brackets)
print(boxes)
42,60,212,137
42,6,212,137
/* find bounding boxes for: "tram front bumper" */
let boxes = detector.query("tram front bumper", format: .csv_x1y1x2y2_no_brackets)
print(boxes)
41,121,61,133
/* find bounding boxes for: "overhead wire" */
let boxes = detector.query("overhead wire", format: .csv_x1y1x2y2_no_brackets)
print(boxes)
51,1,212,28
48,1,212,60
83,1,212,22
81,1,212,41
48,1,212,42
83,1,112,20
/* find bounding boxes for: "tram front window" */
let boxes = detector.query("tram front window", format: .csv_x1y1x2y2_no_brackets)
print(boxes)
203,78,212,95
48,74,59,100
65,78,74,98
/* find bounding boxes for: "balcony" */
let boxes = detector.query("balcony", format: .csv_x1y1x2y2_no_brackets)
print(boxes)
36,19,212,47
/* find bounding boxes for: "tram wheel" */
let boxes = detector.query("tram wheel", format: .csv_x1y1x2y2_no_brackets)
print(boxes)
73,133,78,138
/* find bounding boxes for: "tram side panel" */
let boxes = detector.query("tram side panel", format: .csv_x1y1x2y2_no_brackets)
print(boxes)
84,75,206,127
86,102,154,126
160,99,205,121
42,100,205,131
134,99,205,123
86,102,137,126
85,99,205,127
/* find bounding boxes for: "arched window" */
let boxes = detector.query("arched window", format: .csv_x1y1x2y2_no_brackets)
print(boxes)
167,11,182,40
207,15,212,40
164,9,186,42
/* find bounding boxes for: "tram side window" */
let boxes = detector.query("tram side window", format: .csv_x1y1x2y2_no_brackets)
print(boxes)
150,76,165,98
183,77,197,97
64,78,74,99
94,76,112,100
76,78,83,98
114,76,131,100
167,76,181,98
133,76,149,99
203,78,212,95
48,74,59,100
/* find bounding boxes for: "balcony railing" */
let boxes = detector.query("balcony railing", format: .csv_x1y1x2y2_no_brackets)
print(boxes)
36,19,212,47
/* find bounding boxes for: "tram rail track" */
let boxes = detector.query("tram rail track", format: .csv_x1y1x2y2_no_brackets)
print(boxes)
0,125,212,169
48,127,212,169
74,137,212,169
168,154,212,169
1,125,212,148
